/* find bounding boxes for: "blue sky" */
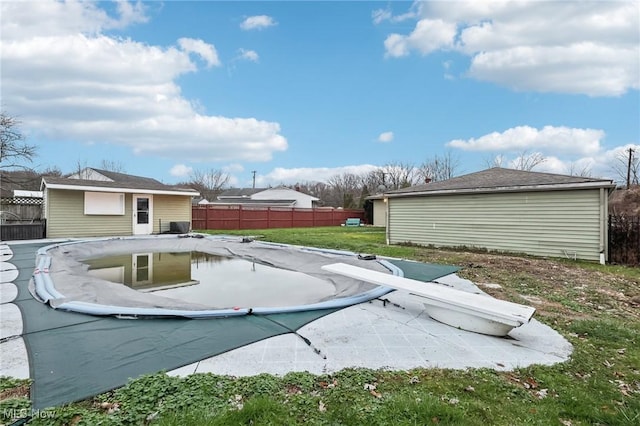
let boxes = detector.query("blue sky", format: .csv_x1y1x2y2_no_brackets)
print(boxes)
1,0,638,187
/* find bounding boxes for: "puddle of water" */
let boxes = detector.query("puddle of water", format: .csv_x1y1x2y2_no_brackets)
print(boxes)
84,251,336,308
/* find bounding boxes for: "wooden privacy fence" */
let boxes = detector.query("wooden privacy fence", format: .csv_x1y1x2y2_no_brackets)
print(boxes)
609,215,640,266
192,205,366,230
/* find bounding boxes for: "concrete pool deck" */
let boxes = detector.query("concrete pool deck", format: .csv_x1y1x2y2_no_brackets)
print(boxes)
1,239,573,383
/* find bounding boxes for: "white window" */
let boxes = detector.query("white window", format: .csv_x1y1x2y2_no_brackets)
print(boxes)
84,192,125,215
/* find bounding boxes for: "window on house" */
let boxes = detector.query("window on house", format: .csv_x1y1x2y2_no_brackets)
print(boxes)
84,192,125,215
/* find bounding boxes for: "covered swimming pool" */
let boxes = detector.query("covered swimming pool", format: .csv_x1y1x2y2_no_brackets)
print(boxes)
33,234,404,317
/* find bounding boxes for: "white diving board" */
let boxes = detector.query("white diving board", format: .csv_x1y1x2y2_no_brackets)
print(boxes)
322,262,536,336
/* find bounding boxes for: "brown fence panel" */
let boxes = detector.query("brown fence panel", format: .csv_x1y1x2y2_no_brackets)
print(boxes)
292,208,314,228
266,208,293,228
192,205,366,230
241,207,270,229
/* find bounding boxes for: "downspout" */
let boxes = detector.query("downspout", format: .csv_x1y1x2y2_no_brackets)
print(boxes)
385,196,390,245
602,186,614,264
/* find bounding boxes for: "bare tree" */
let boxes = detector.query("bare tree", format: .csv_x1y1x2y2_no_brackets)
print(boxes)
418,151,460,182
0,112,37,169
485,150,546,171
484,154,507,169
610,147,639,187
326,172,362,208
188,168,231,201
100,159,126,173
376,162,420,190
513,150,546,171
568,162,593,178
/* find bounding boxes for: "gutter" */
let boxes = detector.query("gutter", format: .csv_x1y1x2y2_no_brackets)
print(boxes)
43,182,199,197
384,181,616,199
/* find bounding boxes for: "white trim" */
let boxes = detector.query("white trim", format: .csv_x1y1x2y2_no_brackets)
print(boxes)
13,190,43,198
44,182,198,197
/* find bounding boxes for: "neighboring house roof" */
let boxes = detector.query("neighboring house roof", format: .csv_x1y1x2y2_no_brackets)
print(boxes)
208,199,297,206
385,168,615,198
217,188,267,198
42,168,199,196
217,186,319,202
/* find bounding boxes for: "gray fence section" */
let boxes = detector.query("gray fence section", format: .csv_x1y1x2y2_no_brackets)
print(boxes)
1,221,46,241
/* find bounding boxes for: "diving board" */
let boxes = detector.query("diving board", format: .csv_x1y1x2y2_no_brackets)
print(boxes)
322,262,536,336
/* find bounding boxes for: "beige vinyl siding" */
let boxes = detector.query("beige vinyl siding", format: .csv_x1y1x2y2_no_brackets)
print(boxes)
152,195,192,233
372,199,387,227
388,189,604,262
45,189,132,238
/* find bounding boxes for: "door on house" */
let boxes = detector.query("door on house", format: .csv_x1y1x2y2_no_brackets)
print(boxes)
131,253,153,288
133,194,153,235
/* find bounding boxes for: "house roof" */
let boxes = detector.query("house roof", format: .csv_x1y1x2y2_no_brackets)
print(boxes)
385,168,615,198
42,169,199,196
217,186,319,201
208,199,297,206
218,188,267,198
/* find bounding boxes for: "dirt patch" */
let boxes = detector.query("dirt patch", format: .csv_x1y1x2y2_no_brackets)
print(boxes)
410,248,640,324
0,383,29,401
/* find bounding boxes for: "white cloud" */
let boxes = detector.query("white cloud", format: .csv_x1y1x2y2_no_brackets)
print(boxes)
378,131,394,143
256,165,379,186
0,1,287,163
384,19,457,58
238,48,259,62
372,9,392,25
447,125,604,157
178,38,220,68
0,0,147,39
240,15,277,31
372,3,421,25
170,164,193,177
223,163,245,173
382,1,639,96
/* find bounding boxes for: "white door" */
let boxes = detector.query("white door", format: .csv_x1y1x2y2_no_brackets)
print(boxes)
133,194,153,235
132,253,153,288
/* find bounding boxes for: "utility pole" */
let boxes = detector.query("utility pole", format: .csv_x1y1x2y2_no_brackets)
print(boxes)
251,170,256,189
627,148,634,189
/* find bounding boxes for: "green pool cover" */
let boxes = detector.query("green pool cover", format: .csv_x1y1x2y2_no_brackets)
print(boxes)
8,242,458,410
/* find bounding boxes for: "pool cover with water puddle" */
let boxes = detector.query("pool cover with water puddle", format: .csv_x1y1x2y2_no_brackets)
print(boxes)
4,236,461,409
84,251,339,308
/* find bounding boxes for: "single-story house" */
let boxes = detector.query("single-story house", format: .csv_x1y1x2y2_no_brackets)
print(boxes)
41,168,200,238
212,186,320,208
382,167,616,263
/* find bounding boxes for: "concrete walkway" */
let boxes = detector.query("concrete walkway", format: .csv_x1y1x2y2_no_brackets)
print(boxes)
0,241,573,382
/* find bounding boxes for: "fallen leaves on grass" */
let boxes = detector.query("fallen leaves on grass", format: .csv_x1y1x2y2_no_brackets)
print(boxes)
364,383,382,398
319,379,337,389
